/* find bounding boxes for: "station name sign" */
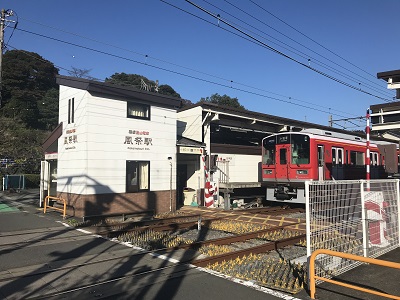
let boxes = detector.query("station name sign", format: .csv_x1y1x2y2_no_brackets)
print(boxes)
178,146,202,154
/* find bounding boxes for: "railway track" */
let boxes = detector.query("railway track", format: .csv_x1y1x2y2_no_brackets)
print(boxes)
0,208,308,297
108,209,308,294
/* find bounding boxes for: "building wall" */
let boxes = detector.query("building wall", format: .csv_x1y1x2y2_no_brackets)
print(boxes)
59,190,176,217
177,106,203,142
56,86,177,216
214,153,260,183
57,86,89,196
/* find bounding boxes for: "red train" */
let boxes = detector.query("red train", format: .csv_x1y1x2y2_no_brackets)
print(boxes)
261,128,399,203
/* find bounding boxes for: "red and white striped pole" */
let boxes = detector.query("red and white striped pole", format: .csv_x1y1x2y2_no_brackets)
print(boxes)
366,108,371,186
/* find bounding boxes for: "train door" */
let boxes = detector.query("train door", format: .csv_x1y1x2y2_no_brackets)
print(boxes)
331,147,344,179
317,145,324,180
275,141,290,182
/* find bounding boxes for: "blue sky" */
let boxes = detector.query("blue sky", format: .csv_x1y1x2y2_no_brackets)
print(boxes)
2,0,398,129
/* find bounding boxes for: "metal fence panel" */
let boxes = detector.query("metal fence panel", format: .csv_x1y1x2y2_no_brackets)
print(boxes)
306,179,400,282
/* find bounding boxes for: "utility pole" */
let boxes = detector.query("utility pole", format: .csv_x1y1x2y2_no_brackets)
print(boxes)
0,9,15,109
0,9,5,108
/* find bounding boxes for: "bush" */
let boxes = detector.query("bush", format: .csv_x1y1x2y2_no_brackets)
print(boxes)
25,174,40,188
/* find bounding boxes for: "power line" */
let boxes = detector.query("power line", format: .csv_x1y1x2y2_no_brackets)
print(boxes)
183,0,393,102
247,0,380,82
212,0,393,98
16,10,380,118
12,26,364,120
10,28,362,122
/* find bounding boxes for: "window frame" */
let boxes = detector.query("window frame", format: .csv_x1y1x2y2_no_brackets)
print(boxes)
68,98,75,124
127,102,150,120
126,160,150,193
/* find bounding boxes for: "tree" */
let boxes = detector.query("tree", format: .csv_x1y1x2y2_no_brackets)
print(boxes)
199,93,246,110
158,84,181,98
37,88,59,130
68,66,96,80
105,72,182,99
1,50,59,128
0,117,46,175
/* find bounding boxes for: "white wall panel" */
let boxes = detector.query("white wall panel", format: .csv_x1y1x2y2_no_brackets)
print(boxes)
177,107,203,142
215,153,260,183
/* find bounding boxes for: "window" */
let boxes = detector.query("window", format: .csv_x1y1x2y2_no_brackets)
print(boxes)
126,161,150,192
350,151,364,166
332,147,344,166
127,102,150,120
280,148,287,165
262,137,276,165
291,134,310,164
318,145,324,167
370,152,379,166
68,98,74,124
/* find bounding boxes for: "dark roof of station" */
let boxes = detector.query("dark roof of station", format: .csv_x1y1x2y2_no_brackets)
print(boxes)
377,69,400,82
56,75,183,110
179,102,368,138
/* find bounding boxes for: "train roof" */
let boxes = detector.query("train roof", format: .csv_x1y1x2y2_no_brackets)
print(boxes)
264,128,397,146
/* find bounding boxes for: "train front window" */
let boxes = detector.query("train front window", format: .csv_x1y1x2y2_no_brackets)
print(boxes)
262,137,276,165
280,148,287,164
291,134,310,164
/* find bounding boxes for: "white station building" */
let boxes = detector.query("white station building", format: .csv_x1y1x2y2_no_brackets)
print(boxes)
42,75,358,218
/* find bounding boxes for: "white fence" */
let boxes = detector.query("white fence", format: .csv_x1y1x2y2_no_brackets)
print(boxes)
306,180,400,280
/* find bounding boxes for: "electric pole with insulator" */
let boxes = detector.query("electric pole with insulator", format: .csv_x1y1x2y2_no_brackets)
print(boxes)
0,9,5,108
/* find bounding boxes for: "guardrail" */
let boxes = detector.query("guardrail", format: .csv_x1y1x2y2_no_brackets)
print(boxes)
309,249,400,299
44,196,66,219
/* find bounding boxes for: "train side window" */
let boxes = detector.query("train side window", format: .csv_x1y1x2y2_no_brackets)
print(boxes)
280,148,287,165
346,150,349,165
370,152,379,166
332,148,336,165
350,151,364,166
337,148,343,166
318,145,324,167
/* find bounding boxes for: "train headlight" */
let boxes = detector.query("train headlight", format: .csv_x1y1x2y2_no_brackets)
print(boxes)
264,170,273,175
297,170,308,175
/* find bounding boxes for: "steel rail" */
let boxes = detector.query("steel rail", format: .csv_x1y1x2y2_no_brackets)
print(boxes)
192,234,306,267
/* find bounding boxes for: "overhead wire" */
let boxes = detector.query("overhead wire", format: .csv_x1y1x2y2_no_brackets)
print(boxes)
15,11,379,121
10,25,361,121
211,0,393,98
183,0,393,103
16,14,371,118
248,0,382,82
3,12,377,129
13,26,363,121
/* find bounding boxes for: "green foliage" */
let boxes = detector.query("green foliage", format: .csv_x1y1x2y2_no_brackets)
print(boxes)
37,88,59,130
0,50,59,176
1,49,59,129
158,84,181,98
0,117,46,176
105,72,183,99
24,174,41,188
199,93,246,110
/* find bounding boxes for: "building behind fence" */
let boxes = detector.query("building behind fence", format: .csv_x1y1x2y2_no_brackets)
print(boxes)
306,179,400,282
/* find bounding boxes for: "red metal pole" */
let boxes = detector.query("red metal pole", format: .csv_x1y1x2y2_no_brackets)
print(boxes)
366,108,370,182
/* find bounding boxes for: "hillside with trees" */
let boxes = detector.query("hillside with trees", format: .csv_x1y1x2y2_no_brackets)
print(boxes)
0,50,59,176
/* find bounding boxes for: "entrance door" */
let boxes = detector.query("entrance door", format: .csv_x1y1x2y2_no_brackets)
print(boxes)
275,143,290,182
40,161,49,207
177,164,187,206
